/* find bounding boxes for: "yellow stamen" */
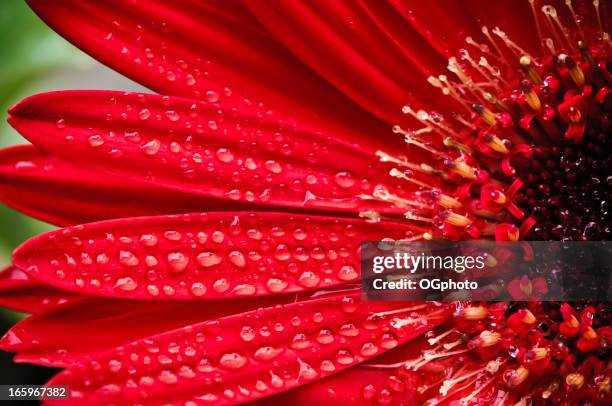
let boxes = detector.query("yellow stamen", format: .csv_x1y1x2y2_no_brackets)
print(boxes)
473,103,497,126
542,380,560,399
483,92,509,112
460,305,488,320
447,160,477,180
582,326,597,340
519,55,543,85
527,347,548,361
598,377,611,396
437,194,463,210
444,211,473,227
520,309,537,325
478,330,501,347
565,373,585,389
486,134,509,154
444,137,474,154
522,83,542,113
504,365,530,387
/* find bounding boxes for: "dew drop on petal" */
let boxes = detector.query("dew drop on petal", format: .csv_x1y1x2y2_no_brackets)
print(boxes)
165,110,180,121
158,370,178,385
240,326,256,342
190,282,206,297
139,109,151,120
337,265,358,281
196,252,222,267
141,139,161,155
216,148,234,163
167,252,189,273
334,171,356,188
114,276,138,291
336,349,355,365
205,90,219,103
219,352,247,370
88,135,105,147
266,277,287,292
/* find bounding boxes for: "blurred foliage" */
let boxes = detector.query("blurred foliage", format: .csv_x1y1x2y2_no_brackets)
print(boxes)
0,1,80,323
0,0,147,384
0,1,144,318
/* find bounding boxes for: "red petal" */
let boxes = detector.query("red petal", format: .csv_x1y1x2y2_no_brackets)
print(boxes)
1,294,296,367
0,145,255,226
45,294,449,404
14,212,417,300
245,0,447,123
259,334,433,405
0,266,79,313
26,0,383,138
9,91,403,214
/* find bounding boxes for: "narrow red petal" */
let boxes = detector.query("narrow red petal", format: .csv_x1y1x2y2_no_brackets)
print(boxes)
45,294,449,404
9,91,404,213
245,0,447,123
0,266,79,313
26,0,386,141
1,294,293,367
0,145,255,226
13,212,417,300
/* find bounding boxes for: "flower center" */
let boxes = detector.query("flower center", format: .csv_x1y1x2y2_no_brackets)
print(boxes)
363,1,611,243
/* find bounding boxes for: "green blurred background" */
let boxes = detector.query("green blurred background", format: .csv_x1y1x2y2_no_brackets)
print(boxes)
0,0,144,387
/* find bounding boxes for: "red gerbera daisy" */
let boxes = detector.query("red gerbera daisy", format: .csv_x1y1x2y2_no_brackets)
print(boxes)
0,0,610,405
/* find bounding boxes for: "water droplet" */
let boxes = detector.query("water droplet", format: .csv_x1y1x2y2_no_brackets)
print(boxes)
228,251,246,268
297,358,318,380
264,160,282,174
320,359,336,372
158,370,178,385
336,349,354,365
165,110,180,121
114,276,138,291
240,326,256,342
55,119,66,129
254,346,283,361
88,134,105,147
291,333,311,350
167,252,189,273
178,365,196,378
341,297,357,313
205,90,219,103
15,161,37,171
190,282,206,296
196,252,222,267
233,284,256,296
216,148,234,163
139,109,151,120
337,265,358,281
339,323,359,337
380,332,398,349
360,342,379,357
213,278,229,293
108,359,122,372
96,384,121,396
219,352,247,370
292,228,307,240
334,171,356,188
141,139,161,155
316,329,334,345
298,271,320,288
185,74,196,86
118,250,139,267
266,277,287,292
140,234,158,247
